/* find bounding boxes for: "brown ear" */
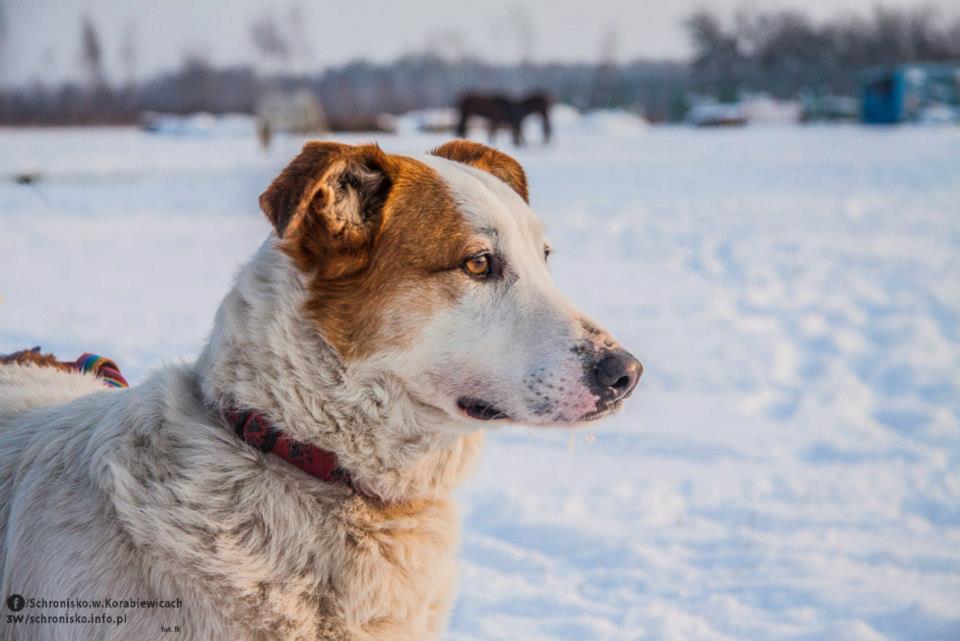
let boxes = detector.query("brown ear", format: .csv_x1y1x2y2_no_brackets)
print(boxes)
430,140,528,203
259,142,393,279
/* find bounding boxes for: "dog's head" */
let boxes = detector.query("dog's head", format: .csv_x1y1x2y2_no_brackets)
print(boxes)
259,140,640,427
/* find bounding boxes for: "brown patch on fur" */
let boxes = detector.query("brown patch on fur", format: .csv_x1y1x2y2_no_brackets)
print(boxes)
260,142,393,280
260,143,477,360
431,139,529,202
0,347,75,372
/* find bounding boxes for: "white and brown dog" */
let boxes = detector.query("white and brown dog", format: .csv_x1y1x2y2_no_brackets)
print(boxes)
0,140,640,641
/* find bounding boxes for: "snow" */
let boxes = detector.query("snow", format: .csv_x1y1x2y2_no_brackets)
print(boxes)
388,108,461,134
2,124,959,641
740,95,803,125
570,109,649,136
140,112,258,137
687,102,747,126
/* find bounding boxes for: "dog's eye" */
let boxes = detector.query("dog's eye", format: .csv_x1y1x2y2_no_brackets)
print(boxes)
544,245,552,261
462,254,492,278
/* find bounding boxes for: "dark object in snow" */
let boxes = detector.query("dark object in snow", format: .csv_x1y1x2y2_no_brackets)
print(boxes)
14,172,41,185
456,92,552,146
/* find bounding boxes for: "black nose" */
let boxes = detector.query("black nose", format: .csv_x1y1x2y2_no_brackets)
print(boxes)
592,350,642,402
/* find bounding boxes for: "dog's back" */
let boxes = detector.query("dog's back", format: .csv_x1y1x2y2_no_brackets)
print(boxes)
0,361,110,539
0,362,108,424
0,364,232,641
0,364,116,626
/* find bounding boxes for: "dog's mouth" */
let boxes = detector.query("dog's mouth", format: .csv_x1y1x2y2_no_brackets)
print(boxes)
577,398,624,423
457,397,510,421
456,396,624,424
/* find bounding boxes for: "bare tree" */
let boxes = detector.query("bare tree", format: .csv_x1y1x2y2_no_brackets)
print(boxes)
490,6,536,66
423,29,467,62
177,48,215,112
600,22,621,67
0,0,9,79
592,23,623,108
79,15,104,92
119,19,138,93
685,9,742,101
250,10,291,70
0,0,8,49
507,6,535,64
286,2,311,74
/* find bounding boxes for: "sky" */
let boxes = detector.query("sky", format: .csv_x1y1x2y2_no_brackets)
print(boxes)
2,0,957,88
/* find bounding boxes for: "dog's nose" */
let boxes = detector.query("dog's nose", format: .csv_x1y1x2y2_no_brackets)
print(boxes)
592,350,642,402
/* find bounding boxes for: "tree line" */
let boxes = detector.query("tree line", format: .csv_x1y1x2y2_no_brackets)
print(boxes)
686,5,960,101
1,5,958,126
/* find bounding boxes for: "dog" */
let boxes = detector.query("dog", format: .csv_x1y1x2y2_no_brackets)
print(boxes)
0,140,640,641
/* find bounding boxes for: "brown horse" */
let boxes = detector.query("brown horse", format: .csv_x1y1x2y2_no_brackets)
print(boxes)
456,92,552,146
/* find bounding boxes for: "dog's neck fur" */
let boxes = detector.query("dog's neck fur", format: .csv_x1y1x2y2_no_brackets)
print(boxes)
196,239,484,503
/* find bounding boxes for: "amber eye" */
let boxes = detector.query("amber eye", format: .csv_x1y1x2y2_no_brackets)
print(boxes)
462,254,492,278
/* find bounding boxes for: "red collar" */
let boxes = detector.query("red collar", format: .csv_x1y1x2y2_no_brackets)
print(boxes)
225,408,362,493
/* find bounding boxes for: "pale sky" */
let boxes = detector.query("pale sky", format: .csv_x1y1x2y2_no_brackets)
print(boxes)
2,0,957,87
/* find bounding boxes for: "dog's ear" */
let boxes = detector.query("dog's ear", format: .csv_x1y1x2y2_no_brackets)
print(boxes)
430,140,528,203
259,142,393,279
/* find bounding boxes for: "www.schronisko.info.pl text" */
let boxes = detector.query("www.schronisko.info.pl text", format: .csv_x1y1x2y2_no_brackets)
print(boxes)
5,593,183,630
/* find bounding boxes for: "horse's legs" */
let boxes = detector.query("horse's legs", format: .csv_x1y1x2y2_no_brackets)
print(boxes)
487,119,498,143
541,109,552,143
456,108,469,138
511,116,523,146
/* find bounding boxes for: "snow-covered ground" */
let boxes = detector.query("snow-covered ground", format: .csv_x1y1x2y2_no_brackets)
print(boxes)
1,124,959,641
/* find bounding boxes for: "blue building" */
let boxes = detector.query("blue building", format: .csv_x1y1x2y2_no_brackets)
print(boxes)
861,62,960,124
